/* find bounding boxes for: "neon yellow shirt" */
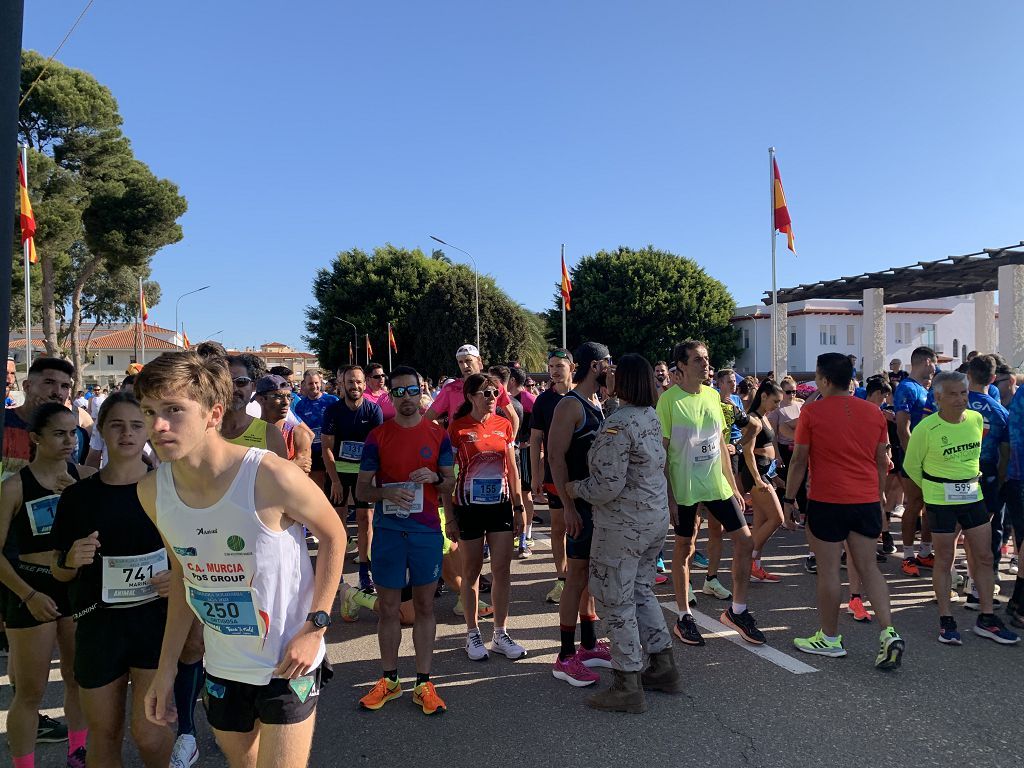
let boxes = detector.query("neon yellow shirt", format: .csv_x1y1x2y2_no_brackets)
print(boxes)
225,418,269,449
656,385,733,506
903,410,984,506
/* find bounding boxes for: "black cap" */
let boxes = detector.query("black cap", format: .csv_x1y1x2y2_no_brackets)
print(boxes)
573,341,610,370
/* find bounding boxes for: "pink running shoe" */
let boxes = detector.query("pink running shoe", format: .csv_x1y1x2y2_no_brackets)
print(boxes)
576,640,613,669
551,653,600,687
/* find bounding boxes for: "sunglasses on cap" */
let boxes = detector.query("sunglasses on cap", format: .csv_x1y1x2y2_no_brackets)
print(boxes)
391,384,422,398
548,350,571,360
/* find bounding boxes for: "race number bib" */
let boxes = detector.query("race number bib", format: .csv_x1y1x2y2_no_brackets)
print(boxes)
25,494,60,537
690,436,720,465
470,477,503,504
382,482,424,518
340,441,364,462
944,480,980,503
102,549,168,604
187,585,263,637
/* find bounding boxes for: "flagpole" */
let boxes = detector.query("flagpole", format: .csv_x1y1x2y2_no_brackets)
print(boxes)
22,144,31,366
561,244,567,349
139,276,146,363
769,146,778,377
387,323,392,372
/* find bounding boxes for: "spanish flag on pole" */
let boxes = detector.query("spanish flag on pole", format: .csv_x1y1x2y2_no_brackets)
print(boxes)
388,324,398,353
182,330,191,350
561,253,572,311
18,157,38,264
366,334,374,360
140,286,149,322
772,158,796,254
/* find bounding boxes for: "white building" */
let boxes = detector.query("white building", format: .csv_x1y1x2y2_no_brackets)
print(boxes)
731,295,994,377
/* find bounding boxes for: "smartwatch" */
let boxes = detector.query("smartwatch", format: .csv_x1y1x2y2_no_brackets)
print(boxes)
513,504,525,513
306,610,332,629
56,550,71,570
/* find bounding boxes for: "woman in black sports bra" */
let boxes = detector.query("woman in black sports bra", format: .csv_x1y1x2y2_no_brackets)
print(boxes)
740,380,785,584
0,403,95,766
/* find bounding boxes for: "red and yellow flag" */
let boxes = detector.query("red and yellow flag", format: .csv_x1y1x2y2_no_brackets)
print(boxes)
366,334,374,359
388,324,398,353
560,254,572,311
348,341,354,364
182,330,191,350
140,287,149,321
17,158,38,264
772,158,796,254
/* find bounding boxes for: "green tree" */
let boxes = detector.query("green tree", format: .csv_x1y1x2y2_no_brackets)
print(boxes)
545,246,740,367
305,245,537,379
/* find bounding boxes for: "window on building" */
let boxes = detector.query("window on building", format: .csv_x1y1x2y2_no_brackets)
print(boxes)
819,324,828,345
923,324,936,349
106,355,114,366
743,329,750,350
847,325,855,345
829,325,837,345
790,327,797,347
952,338,959,358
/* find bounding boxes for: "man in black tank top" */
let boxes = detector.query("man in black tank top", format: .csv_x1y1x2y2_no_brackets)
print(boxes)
547,342,614,687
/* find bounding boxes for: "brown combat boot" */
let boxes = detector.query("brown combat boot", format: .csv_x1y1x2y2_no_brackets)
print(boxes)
586,670,647,714
641,648,683,693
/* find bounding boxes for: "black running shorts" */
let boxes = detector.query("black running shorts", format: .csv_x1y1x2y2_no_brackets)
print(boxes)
74,599,166,689
926,500,991,535
203,659,332,733
455,502,514,541
675,497,744,537
805,500,884,543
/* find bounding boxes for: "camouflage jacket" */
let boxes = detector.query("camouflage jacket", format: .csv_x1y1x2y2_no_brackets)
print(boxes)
574,404,670,530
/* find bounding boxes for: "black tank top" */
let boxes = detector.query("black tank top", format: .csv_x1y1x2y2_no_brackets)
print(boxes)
15,464,80,555
754,413,775,450
564,391,604,482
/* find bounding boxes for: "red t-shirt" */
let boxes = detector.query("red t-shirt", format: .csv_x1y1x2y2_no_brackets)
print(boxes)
795,395,888,504
448,414,514,507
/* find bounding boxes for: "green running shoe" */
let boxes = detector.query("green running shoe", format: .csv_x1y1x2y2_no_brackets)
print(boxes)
875,626,905,670
793,630,847,657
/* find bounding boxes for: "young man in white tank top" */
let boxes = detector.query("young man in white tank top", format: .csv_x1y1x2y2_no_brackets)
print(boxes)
133,352,345,768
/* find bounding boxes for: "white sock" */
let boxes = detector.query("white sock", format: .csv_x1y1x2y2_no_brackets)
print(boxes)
751,550,761,566
903,546,916,560
822,632,840,643
494,626,506,636
525,524,533,538
677,607,691,619
732,601,747,615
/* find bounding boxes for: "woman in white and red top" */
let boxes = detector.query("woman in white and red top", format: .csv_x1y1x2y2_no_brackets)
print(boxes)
447,373,527,663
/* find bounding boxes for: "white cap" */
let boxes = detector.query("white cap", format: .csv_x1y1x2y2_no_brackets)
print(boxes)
456,344,480,359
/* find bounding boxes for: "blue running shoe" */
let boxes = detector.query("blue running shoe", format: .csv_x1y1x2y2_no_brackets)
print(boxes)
656,557,667,574
693,551,709,569
973,614,1020,645
938,616,962,645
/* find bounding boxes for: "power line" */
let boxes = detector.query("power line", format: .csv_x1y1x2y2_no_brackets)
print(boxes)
19,0,95,109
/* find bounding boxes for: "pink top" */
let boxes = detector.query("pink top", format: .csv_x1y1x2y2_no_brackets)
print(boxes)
364,388,396,421
430,378,511,418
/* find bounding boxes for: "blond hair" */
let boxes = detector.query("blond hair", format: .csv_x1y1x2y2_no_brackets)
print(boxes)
134,352,232,412
781,375,797,389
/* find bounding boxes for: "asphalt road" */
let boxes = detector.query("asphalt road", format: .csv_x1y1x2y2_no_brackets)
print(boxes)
4,506,1022,768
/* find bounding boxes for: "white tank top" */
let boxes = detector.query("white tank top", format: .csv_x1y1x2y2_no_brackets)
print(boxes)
156,448,324,685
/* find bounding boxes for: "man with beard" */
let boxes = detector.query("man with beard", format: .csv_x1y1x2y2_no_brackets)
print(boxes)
295,370,339,492
221,355,288,458
255,375,314,473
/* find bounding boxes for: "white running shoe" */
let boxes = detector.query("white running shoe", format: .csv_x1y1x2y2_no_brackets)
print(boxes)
170,733,199,768
465,631,489,661
490,630,527,660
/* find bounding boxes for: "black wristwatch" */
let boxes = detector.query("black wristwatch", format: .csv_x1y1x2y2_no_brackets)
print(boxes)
513,504,525,513
782,497,796,505
306,610,332,629
56,550,71,570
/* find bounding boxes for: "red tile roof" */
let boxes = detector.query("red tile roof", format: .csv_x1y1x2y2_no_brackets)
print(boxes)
88,328,181,350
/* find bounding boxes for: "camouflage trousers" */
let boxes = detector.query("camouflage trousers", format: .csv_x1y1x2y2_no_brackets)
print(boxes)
589,523,672,671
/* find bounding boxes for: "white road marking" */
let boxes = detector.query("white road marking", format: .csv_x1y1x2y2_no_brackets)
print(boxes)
660,601,819,675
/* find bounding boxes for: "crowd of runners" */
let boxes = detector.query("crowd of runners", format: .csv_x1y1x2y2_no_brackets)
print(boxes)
1,335,1022,766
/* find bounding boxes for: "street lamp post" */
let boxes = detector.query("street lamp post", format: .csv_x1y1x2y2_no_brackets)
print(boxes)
175,285,211,347
430,235,480,350
333,316,357,367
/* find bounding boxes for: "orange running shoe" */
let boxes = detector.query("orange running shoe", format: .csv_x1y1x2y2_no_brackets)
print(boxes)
750,564,781,583
901,557,920,577
915,553,935,569
359,677,402,711
847,596,872,622
412,681,447,715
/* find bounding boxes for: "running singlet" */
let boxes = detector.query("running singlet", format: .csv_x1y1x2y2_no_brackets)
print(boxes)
893,378,931,430
322,399,383,473
968,391,1009,467
564,391,604,483
225,418,269,449
156,449,324,685
903,410,984,506
656,385,733,506
14,464,80,555
360,418,454,532
449,414,514,506
51,473,166,616
530,387,564,484
294,394,339,448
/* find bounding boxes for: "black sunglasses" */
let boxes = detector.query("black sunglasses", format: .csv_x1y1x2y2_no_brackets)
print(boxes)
392,385,422,398
369,374,386,380
232,377,253,387
548,350,571,360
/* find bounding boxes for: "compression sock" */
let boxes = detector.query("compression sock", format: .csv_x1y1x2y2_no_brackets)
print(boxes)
174,660,204,737
525,523,533,538
358,562,371,584
415,672,430,685
383,669,399,682
352,589,378,611
559,625,577,660
12,754,33,768
579,614,598,650
68,730,87,754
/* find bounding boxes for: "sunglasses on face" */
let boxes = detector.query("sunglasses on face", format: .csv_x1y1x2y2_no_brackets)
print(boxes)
264,392,291,402
233,377,253,387
369,374,386,380
473,388,499,399
783,389,795,395
391,385,422,398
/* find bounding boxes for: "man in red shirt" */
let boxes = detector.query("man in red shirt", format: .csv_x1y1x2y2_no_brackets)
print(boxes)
782,353,905,669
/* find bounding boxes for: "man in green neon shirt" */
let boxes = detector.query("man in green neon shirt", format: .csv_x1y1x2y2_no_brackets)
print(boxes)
904,371,1019,646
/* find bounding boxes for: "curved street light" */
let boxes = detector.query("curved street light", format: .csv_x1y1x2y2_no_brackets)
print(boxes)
430,235,480,350
333,316,358,366
175,285,210,346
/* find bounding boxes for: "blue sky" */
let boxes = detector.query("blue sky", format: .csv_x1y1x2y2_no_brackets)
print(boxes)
22,2,1024,352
